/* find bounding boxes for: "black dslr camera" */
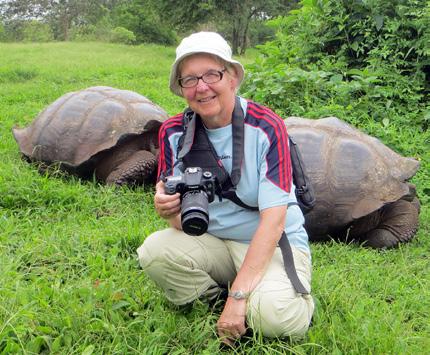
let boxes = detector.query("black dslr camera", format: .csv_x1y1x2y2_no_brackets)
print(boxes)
164,167,217,236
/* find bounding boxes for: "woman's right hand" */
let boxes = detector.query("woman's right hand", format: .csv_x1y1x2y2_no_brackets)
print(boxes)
154,180,181,220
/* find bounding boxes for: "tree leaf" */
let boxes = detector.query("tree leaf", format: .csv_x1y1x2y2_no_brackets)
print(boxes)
330,74,343,83
374,15,384,30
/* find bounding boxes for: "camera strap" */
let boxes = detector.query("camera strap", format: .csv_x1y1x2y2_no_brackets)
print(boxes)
176,97,309,295
176,97,248,200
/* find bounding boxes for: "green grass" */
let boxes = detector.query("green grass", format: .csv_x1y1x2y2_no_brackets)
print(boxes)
1,42,429,354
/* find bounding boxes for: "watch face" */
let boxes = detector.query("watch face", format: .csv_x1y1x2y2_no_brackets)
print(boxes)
236,291,245,299
229,290,249,300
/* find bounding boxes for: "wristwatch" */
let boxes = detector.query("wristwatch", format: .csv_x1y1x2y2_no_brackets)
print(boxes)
228,290,249,300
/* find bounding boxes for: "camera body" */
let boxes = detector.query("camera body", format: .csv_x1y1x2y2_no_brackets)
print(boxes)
164,167,217,236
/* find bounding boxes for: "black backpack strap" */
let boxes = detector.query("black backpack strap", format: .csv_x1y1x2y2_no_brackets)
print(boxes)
288,136,316,213
221,189,259,211
230,96,245,186
178,111,196,160
278,230,309,295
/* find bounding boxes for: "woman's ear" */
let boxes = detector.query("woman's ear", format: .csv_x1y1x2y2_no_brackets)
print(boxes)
227,70,239,91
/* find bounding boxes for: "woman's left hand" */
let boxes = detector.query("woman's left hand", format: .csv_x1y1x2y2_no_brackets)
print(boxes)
216,298,247,346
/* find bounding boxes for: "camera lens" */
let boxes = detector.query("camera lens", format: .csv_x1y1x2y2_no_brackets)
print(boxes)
181,190,209,236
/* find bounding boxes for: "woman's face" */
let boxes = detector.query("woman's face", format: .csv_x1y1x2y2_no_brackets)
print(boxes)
179,54,238,129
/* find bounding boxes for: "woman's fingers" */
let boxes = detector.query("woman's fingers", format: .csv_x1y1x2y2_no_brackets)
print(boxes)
154,180,181,218
217,320,246,346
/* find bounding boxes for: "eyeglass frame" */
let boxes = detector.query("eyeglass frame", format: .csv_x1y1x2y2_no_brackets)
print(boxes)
178,68,227,88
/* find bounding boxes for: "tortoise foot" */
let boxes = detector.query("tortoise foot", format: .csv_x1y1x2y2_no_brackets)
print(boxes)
362,229,401,248
106,150,157,186
352,199,419,249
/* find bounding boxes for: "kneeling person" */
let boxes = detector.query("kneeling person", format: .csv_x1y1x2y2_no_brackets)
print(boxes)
137,31,314,344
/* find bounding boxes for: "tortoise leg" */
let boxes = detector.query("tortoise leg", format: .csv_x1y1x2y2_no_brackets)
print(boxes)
106,150,157,186
400,182,421,213
410,197,421,214
350,199,419,249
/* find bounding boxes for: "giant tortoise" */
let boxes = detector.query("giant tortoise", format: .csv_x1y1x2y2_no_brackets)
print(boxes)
285,116,420,248
13,86,168,185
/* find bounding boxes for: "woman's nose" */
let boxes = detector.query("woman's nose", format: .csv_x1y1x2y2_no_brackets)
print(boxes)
195,79,210,91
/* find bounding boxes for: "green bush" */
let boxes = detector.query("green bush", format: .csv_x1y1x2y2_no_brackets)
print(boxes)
110,26,136,44
0,20,21,41
0,22,5,41
21,20,54,42
111,0,177,45
70,17,113,42
70,24,98,41
242,0,429,131
0,19,52,42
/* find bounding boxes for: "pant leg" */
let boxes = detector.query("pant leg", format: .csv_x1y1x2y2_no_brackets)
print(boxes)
225,241,314,338
137,228,236,305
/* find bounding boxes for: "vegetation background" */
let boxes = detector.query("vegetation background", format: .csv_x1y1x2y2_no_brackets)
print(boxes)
1,0,429,354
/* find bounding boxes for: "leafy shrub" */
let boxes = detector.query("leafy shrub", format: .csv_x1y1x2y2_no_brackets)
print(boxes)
21,20,54,42
110,26,136,44
0,20,21,42
248,20,276,47
0,22,5,41
70,24,98,41
112,0,177,45
242,0,429,131
70,17,112,42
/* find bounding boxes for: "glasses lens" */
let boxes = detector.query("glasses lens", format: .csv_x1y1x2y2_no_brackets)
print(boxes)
180,77,198,88
202,70,222,84
179,69,225,88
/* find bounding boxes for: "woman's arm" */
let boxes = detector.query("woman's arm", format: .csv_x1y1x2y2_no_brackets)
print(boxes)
217,205,287,345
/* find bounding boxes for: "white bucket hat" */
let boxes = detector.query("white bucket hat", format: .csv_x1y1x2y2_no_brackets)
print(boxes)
169,32,245,97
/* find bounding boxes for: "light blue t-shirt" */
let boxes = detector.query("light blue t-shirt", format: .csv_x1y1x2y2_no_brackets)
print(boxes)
160,98,310,254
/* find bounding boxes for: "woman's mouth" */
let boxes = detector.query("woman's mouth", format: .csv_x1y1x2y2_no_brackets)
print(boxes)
198,95,216,103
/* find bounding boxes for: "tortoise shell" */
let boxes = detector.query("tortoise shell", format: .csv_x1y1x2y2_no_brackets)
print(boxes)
13,86,168,178
285,116,420,238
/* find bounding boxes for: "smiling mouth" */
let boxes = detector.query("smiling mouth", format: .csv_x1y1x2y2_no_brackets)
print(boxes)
198,96,216,103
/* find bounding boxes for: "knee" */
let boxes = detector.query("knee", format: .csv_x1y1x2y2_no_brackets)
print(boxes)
247,292,314,338
136,228,179,269
137,228,209,271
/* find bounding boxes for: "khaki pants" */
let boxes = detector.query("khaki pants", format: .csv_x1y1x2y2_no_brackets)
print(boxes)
137,228,314,338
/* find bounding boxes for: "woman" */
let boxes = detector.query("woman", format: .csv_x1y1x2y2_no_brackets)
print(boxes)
137,32,314,344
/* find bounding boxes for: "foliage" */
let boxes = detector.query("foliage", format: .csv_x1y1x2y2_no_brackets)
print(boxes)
110,26,136,44
0,41,429,354
21,20,54,42
247,19,276,47
213,0,298,55
0,0,120,41
112,0,177,45
156,0,215,33
243,0,429,131
0,0,295,50
157,0,298,54
0,19,24,41
0,21,5,40
244,0,429,123
70,16,113,42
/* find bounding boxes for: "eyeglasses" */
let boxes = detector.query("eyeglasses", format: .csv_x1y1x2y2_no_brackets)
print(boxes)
178,69,226,88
